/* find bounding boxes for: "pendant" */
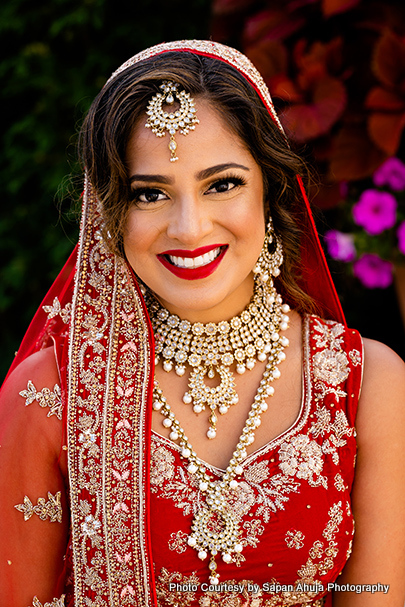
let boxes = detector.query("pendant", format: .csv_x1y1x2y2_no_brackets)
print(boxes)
183,365,239,438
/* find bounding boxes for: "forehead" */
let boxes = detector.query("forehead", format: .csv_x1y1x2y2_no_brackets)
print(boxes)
126,100,257,176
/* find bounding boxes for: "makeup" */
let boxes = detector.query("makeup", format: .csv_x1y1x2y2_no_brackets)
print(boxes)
157,244,228,280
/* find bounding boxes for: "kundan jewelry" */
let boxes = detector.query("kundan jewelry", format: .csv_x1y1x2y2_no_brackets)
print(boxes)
145,80,199,162
253,217,283,284
152,315,289,585
144,281,290,439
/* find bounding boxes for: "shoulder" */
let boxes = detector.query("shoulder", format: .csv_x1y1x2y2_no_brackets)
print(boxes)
0,347,63,455
357,338,405,445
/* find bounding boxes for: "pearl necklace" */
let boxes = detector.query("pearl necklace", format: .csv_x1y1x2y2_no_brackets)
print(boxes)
152,307,289,585
145,282,290,439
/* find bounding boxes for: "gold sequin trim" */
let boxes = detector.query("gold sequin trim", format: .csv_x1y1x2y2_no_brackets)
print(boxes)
15,492,62,523
19,381,63,420
29,595,65,607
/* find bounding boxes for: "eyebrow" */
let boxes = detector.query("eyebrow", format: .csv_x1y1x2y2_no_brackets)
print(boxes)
129,163,250,185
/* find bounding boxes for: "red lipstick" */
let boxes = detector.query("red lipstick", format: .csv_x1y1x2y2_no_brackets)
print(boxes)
157,244,228,280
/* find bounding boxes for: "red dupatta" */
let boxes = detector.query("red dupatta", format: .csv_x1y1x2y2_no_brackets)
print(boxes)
3,40,345,606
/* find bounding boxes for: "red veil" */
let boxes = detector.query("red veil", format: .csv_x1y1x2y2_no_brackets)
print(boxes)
1,41,344,606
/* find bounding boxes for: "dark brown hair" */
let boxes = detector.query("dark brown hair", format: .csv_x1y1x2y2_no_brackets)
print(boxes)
79,51,317,313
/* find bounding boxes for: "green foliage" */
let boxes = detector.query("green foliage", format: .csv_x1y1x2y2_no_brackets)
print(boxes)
0,0,212,380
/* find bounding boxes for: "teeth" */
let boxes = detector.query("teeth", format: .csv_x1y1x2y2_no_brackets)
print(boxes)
168,247,221,268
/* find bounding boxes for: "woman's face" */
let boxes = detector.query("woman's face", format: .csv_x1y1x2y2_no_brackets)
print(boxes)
124,100,265,322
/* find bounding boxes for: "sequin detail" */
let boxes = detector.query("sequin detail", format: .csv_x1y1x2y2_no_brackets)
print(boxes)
14,492,62,523
19,381,63,420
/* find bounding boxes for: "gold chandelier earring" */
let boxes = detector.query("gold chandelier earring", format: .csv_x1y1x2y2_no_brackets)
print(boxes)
253,217,284,286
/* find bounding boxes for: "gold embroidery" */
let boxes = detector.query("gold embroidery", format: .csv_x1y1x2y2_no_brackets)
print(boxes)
312,319,351,402
278,435,327,489
285,529,305,549
156,568,200,606
43,297,71,324
15,492,62,523
19,381,63,420
30,596,65,607
168,530,189,554
334,474,345,492
309,406,353,466
348,349,361,366
151,444,176,490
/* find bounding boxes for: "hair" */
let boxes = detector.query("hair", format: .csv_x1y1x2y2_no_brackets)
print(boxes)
79,51,318,314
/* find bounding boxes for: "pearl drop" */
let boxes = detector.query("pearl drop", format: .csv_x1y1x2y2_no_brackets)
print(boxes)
272,268,280,277
235,465,243,475
222,553,232,563
188,463,198,474
207,428,217,439
236,364,246,375
163,361,173,372
267,386,275,396
280,322,288,331
169,431,179,440
278,351,286,361
188,536,197,547
260,402,268,411
152,401,162,411
198,550,207,560
176,366,185,376
162,418,172,428
246,360,255,370
183,393,192,404
231,395,239,405
258,352,266,362
234,543,243,553
282,304,290,313
182,448,191,458
209,576,219,585
229,480,238,489
281,336,289,347
254,418,261,427
273,368,281,379
193,404,203,414
219,406,228,415
199,481,208,491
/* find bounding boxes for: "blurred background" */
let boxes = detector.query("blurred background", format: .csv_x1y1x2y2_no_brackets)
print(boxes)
1,0,405,381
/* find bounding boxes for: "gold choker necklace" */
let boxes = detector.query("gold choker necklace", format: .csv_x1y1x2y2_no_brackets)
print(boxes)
144,281,290,438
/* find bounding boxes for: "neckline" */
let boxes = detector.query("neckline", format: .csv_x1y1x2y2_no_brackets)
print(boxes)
151,314,312,473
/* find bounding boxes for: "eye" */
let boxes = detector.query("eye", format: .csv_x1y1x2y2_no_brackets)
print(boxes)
205,176,246,195
131,187,168,205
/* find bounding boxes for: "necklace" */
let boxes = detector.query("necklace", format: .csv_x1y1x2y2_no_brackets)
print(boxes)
144,281,290,439
152,319,289,585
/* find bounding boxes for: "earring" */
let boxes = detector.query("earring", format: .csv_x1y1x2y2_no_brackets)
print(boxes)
253,217,283,285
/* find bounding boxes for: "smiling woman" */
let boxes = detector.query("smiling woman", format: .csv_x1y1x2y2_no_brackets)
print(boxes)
0,40,404,607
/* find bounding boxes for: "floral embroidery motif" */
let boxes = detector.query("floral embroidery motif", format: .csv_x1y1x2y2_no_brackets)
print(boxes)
285,529,305,549
43,296,72,324
309,406,353,466
168,530,189,554
15,492,62,523
19,381,63,420
348,349,362,366
156,568,200,606
30,596,65,607
278,435,327,489
312,319,351,402
151,444,175,490
334,474,346,492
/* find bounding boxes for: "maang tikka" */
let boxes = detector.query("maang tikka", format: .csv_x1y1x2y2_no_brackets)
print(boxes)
145,80,199,162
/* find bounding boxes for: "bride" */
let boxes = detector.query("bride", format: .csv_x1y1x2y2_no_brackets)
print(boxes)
0,40,404,607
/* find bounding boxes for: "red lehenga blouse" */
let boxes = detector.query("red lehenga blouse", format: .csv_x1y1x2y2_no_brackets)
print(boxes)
150,314,363,607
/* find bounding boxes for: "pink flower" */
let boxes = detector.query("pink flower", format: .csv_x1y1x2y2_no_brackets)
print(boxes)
352,189,397,235
324,230,356,262
373,157,405,191
397,221,405,255
353,254,393,288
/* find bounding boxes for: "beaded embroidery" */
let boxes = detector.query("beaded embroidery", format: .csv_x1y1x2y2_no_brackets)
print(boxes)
19,381,63,420
14,492,62,523
30,597,65,607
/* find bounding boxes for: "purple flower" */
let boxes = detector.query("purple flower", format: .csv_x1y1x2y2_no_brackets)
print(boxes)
352,189,397,235
373,157,405,191
353,254,393,289
324,230,356,262
397,221,405,255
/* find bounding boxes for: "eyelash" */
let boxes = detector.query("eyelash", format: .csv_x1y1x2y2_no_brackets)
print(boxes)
130,174,247,205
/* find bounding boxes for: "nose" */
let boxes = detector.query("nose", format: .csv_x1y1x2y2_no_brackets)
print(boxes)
166,198,213,245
